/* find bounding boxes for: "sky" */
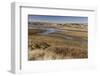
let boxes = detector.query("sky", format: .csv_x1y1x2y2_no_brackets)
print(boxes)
28,15,88,24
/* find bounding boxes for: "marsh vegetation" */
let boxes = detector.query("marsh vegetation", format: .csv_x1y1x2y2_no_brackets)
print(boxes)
28,22,88,60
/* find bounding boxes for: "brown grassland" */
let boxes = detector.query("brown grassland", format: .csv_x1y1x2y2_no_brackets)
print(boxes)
28,22,88,60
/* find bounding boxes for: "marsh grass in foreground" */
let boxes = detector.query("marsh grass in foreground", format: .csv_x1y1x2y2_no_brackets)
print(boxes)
28,46,88,60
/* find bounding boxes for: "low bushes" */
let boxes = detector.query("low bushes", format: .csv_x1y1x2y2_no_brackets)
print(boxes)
46,46,87,58
30,41,50,50
28,45,88,60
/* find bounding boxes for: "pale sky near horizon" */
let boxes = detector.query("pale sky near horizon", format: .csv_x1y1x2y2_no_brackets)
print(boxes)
28,15,88,24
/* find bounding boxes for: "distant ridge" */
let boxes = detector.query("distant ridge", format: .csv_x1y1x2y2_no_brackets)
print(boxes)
28,21,88,26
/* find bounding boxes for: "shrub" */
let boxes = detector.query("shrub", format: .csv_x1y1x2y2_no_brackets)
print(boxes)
30,41,50,50
46,46,87,58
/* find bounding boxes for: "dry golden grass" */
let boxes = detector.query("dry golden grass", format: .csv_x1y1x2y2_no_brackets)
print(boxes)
28,46,87,60
28,34,88,60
